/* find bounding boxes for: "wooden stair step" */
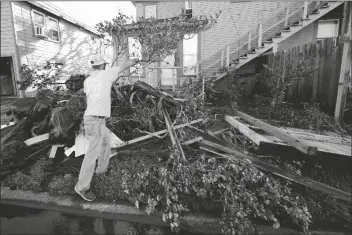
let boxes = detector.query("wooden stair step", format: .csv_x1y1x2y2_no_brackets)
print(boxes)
311,9,320,14
292,21,301,27
321,3,330,9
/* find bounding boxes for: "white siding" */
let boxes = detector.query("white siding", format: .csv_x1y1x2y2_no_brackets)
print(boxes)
193,1,287,59
1,1,16,55
278,23,315,51
11,1,113,80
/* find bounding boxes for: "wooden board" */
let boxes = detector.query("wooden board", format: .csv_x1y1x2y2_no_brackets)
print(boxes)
234,111,318,155
228,116,351,158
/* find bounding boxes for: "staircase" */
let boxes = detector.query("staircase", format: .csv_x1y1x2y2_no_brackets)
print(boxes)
193,1,344,82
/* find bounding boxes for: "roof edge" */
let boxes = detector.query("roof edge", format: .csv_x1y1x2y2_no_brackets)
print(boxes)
27,1,100,36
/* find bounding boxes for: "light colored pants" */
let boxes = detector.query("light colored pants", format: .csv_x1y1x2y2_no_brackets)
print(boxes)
76,115,111,191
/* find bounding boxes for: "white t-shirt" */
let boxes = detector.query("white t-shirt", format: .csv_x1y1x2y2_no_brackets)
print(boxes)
83,67,121,117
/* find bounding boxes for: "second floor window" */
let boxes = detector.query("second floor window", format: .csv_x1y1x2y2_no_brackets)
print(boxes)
32,9,60,42
145,4,156,18
47,17,59,41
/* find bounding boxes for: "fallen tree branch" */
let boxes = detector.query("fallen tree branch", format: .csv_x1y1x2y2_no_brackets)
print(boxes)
200,139,352,202
163,109,186,161
112,119,203,150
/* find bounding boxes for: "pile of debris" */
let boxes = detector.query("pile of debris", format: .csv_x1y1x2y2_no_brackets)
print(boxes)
1,80,351,234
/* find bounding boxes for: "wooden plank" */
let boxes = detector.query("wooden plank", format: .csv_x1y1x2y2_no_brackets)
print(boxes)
113,119,203,150
49,144,64,159
263,134,349,157
334,2,351,121
200,139,352,202
232,112,318,155
225,116,269,145
24,133,49,146
227,119,350,156
281,129,351,146
163,109,186,161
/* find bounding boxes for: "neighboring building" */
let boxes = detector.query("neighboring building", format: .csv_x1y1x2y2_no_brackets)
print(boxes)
0,1,113,98
129,1,345,91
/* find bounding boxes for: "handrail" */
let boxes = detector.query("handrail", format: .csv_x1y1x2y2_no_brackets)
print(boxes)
190,1,296,68
198,1,318,73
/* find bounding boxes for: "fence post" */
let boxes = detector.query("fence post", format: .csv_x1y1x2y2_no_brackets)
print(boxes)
221,49,224,67
302,1,308,19
258,23,263,48
226,45,230,67
247,32,251,51
284,6,290,27
334,2,351,122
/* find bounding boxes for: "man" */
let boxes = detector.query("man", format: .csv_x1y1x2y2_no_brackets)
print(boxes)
75,55,138,201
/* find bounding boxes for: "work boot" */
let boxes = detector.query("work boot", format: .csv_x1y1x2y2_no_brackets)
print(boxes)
74,186,96,202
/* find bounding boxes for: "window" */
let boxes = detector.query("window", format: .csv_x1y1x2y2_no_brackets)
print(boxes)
33,10,45,36
144,4,156,18
128,37,143,75
47,17,59,41
32,10,60,42
185,1,192,9
183,34,198,75
317,20,339,39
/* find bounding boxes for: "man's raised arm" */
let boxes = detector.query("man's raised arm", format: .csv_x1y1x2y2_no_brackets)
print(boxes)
106,59,139,83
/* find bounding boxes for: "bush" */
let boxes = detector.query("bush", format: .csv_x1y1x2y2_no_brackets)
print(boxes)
48,174,76,195
5,158,50,191
113,153,312,234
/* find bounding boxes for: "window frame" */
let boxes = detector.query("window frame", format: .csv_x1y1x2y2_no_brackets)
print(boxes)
47,16,60,42
316,19,339,40
185,1,192,9
32,9,46,36
144,3,157,19
127,36,144,77
182,33,198,76
31,9,61,43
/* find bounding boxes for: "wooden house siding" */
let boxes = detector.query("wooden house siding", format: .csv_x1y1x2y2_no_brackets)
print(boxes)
193,1,289,60
1,1,17,56
278,24,315,51
11,1,113,80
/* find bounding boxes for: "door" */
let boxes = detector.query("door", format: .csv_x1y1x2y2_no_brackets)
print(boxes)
160,54,176,86
0,57,15,96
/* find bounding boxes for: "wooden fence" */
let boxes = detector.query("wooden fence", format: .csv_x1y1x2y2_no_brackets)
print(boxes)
260,37,344,115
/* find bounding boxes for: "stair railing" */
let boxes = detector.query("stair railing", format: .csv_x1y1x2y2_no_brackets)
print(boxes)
193,1,325,78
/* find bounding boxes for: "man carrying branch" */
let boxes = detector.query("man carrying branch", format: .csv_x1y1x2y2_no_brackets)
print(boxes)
75,55,138,201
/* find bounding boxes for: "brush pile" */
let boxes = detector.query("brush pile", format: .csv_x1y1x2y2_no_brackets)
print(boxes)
1,79,351,235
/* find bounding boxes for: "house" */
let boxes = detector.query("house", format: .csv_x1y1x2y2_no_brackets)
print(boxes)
129,1,346,92
0,1,113,98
